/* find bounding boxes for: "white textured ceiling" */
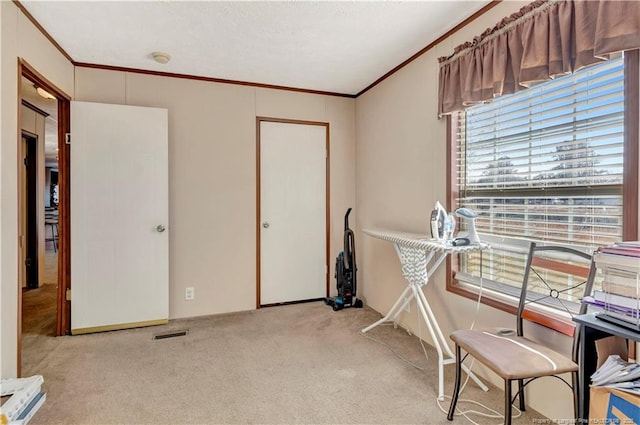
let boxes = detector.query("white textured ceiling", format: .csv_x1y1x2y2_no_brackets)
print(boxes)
21,1,490,95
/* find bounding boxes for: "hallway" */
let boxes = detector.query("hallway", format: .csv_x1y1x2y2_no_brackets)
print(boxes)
22,251,57,336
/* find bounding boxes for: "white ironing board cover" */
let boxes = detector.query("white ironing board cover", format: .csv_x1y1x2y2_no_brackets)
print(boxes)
362,229,489,253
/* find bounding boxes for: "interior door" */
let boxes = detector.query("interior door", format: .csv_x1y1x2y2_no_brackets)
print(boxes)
70,101,168,334
259,120,327,305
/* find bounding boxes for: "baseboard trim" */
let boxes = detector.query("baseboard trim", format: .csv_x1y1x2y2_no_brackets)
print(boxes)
71,318,168,335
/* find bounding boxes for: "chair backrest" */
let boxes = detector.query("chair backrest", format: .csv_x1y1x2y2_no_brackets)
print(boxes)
45,206,59,222
516,242,596,359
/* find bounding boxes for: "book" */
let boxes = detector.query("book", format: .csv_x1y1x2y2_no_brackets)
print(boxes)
601,267,639,286
601,266,639,296
614,241,640,248
593,290,640,310
583,297,639,317
602,281,639,298
599,246,640,258
595,253,640,273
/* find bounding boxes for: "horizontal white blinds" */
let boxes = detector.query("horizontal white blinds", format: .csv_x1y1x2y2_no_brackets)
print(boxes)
457,56,624,252
456,57,624,296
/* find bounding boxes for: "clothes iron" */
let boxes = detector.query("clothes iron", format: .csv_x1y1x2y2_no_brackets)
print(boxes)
430,201,447,241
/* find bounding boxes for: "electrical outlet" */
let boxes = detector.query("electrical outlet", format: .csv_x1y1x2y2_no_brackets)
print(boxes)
185,287,195,301
403,297,410,313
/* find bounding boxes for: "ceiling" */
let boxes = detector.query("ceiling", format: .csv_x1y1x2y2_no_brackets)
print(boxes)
20,0,491,96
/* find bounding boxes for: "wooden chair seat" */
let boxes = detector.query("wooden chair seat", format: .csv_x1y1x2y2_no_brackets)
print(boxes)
450,329,578,380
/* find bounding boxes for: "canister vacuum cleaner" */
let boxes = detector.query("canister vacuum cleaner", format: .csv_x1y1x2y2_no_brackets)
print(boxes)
325,208,363,311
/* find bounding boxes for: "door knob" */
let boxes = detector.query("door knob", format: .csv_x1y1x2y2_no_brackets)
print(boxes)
262,222,270,229
156,224,166,232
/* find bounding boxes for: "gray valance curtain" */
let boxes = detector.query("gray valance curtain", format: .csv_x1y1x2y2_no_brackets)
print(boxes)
438,0,640,116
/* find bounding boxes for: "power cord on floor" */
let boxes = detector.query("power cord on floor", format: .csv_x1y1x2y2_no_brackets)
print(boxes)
433,248,523,424
417,315,430,362
435,393,523,425
359,324,427,371
414,300,430,362
362,250,519,424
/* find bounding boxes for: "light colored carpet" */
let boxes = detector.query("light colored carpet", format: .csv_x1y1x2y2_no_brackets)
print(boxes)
22,302,546,424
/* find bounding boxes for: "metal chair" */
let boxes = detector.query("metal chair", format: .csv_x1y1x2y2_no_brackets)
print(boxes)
447,242,596,424
44,207,58,252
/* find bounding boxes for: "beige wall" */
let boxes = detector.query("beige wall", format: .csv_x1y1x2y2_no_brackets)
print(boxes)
3,2,638,418
355,1,586,420
74,68,356,320
1,1,74,378
2,1,355,377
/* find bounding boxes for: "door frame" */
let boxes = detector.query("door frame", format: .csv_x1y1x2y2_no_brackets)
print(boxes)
255,117,330,308
18,59,72,376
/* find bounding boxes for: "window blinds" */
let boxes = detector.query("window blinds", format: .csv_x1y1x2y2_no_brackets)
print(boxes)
457,57,624,248
455,57,624,292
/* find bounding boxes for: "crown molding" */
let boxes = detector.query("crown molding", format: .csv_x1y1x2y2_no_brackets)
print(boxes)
14,0,501,99
74,62,356,98
357,1,502,97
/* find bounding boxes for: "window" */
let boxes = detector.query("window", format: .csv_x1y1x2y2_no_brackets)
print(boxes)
448,53,639,314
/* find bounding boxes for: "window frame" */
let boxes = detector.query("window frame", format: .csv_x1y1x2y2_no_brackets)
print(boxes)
446,50,640,325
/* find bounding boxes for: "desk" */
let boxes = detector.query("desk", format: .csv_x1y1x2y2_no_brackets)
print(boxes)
361,229,489,400
573,313,640,422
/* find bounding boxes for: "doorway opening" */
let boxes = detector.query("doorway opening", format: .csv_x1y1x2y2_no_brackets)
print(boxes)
18,60,71,377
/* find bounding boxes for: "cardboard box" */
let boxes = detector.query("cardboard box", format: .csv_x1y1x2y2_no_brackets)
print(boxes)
590,386,640,424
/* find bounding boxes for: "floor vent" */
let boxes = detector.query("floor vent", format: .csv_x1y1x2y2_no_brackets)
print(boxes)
153,329,188,340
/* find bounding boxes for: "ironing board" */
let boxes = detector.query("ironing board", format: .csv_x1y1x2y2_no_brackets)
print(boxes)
361,229,489,400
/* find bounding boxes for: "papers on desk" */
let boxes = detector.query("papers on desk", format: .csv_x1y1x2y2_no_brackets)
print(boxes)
591,355,640,395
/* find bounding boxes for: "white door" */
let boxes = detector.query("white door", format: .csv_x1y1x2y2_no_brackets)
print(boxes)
70,101,168,334
260,121,327,305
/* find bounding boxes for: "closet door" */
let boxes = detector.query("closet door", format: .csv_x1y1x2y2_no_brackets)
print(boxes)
259,120,328,305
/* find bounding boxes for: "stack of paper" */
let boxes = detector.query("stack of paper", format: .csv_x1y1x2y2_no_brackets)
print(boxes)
599,241,640,257
591,245,640,329
591,355,640,395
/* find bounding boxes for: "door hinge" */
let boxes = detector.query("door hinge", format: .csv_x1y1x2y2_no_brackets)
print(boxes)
23,157,28,167
66,289,72,301
65,133,71,145
24,258,32,267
